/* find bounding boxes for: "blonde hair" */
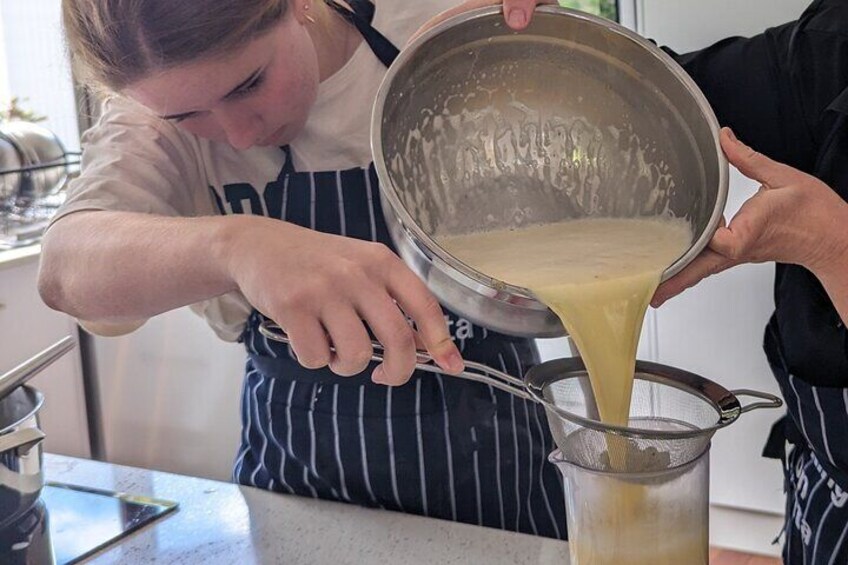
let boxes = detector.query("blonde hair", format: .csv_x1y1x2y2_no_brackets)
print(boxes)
62,0,289,91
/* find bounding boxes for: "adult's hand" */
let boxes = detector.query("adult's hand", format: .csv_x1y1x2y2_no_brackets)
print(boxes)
409,0,553,45
227,217,465,386
652,127,848,308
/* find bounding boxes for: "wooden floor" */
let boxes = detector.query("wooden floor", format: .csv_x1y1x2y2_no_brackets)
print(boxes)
710,548,781,564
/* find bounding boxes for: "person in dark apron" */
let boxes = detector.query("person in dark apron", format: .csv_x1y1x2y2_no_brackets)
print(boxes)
653,1,848,561
46,0,566,540
229,0,567,539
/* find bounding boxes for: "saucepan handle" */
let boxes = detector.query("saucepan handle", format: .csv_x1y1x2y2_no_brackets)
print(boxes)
257,320,537,402
0,335,76,400
731,389,784,414
0,427,46,457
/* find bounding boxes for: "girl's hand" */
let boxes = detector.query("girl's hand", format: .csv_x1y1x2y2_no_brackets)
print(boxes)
653,127,848,307
409,0,553,45
226,217,465,385
502,0,551,29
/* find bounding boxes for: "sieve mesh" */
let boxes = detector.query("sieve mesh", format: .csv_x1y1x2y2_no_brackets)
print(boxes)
538,373,725,473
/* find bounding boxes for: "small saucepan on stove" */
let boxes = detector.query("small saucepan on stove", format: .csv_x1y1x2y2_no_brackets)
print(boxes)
0,337,75,528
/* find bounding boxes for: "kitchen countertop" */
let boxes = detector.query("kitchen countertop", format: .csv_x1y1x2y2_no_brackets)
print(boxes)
45,454,571,564
0,244,40,270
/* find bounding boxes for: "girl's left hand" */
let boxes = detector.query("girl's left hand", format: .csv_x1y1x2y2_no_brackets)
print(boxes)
410,0,552,45
502,0,551,29
652,127,848,307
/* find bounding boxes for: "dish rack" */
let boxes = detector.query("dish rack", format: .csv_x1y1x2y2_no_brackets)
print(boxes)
0,152,81,249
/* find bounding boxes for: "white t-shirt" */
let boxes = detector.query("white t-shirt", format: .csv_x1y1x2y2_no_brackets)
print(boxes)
54,0,457,342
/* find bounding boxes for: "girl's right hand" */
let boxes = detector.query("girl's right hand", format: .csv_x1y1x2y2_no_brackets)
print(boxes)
224,216,465,385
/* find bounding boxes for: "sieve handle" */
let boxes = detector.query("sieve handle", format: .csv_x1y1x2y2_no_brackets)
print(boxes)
257,321,536,401
731,389,784,414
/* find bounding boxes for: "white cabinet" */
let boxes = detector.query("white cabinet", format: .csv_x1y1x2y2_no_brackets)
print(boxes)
0,249,90,458
89,307,246,482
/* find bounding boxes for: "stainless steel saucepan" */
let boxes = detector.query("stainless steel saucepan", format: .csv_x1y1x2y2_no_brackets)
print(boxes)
0,336,75,527
371,6,728,337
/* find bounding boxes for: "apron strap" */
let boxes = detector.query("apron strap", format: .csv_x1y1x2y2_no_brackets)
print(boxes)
278,145,296,174
324,0,400,68
279,1,400,164
762,414,806,461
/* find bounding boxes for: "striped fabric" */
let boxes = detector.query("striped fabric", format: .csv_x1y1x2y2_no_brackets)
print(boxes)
766,319,848,563
784,449,848,565
229,158,567,539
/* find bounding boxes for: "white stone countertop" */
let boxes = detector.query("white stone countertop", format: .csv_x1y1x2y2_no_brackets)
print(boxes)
45,454,571,564
0,244,40,270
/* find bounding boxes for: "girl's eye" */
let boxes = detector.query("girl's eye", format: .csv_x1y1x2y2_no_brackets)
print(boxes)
167,70,266,124
232,73,265,98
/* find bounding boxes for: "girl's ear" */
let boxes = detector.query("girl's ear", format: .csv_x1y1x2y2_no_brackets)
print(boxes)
295,1,316,24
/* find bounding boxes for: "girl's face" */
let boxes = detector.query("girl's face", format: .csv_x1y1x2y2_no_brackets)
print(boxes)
126,8,319,150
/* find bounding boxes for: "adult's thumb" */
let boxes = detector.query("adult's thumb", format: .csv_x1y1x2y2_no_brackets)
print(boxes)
708,225,743,261
720,127,794,189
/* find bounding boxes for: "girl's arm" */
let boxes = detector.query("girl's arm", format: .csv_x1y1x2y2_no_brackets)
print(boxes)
39,209,465,384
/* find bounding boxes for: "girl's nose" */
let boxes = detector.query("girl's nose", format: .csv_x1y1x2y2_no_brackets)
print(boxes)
217,108,264,150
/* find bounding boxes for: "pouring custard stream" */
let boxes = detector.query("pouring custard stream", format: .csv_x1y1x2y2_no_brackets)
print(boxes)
440,217,697,564
440,218,695,564
438,217,692,430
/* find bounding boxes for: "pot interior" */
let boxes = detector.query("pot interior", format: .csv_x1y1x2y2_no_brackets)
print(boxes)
0,386,43,435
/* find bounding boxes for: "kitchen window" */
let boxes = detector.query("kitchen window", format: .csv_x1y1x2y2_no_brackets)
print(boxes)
559,0,619,20
0,0,82,152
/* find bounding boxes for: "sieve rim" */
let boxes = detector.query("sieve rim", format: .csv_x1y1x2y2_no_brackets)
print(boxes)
525,357,743,440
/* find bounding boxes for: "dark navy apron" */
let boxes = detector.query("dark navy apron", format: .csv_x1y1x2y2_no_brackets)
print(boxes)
231,0,566,540
763,316,848,564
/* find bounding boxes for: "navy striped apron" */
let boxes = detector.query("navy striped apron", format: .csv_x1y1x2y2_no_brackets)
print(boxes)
231,0,566,540
764,316,848,563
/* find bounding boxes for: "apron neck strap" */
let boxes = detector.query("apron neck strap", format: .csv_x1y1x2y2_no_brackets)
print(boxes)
323,0,400,68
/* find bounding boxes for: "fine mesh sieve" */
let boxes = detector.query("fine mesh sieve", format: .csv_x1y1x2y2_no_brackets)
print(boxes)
524,357,783,473
257,321,782,474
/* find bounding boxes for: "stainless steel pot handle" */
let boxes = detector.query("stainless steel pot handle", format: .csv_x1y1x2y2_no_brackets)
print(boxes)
0,335,76,401
257,320,536,402
0,427,46,457
730,389,784,414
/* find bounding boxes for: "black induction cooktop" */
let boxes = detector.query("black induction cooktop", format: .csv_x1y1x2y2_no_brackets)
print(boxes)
1,482,178,564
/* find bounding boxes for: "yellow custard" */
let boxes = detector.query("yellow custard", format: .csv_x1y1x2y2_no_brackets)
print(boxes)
440,217,708,565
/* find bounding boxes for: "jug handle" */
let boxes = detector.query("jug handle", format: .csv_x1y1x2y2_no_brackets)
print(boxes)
257,320,536,402
730,389,783,414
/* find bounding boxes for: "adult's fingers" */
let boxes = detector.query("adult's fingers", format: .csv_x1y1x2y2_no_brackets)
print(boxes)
720,128,806,190
708,213,757,262
651,247,735,308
